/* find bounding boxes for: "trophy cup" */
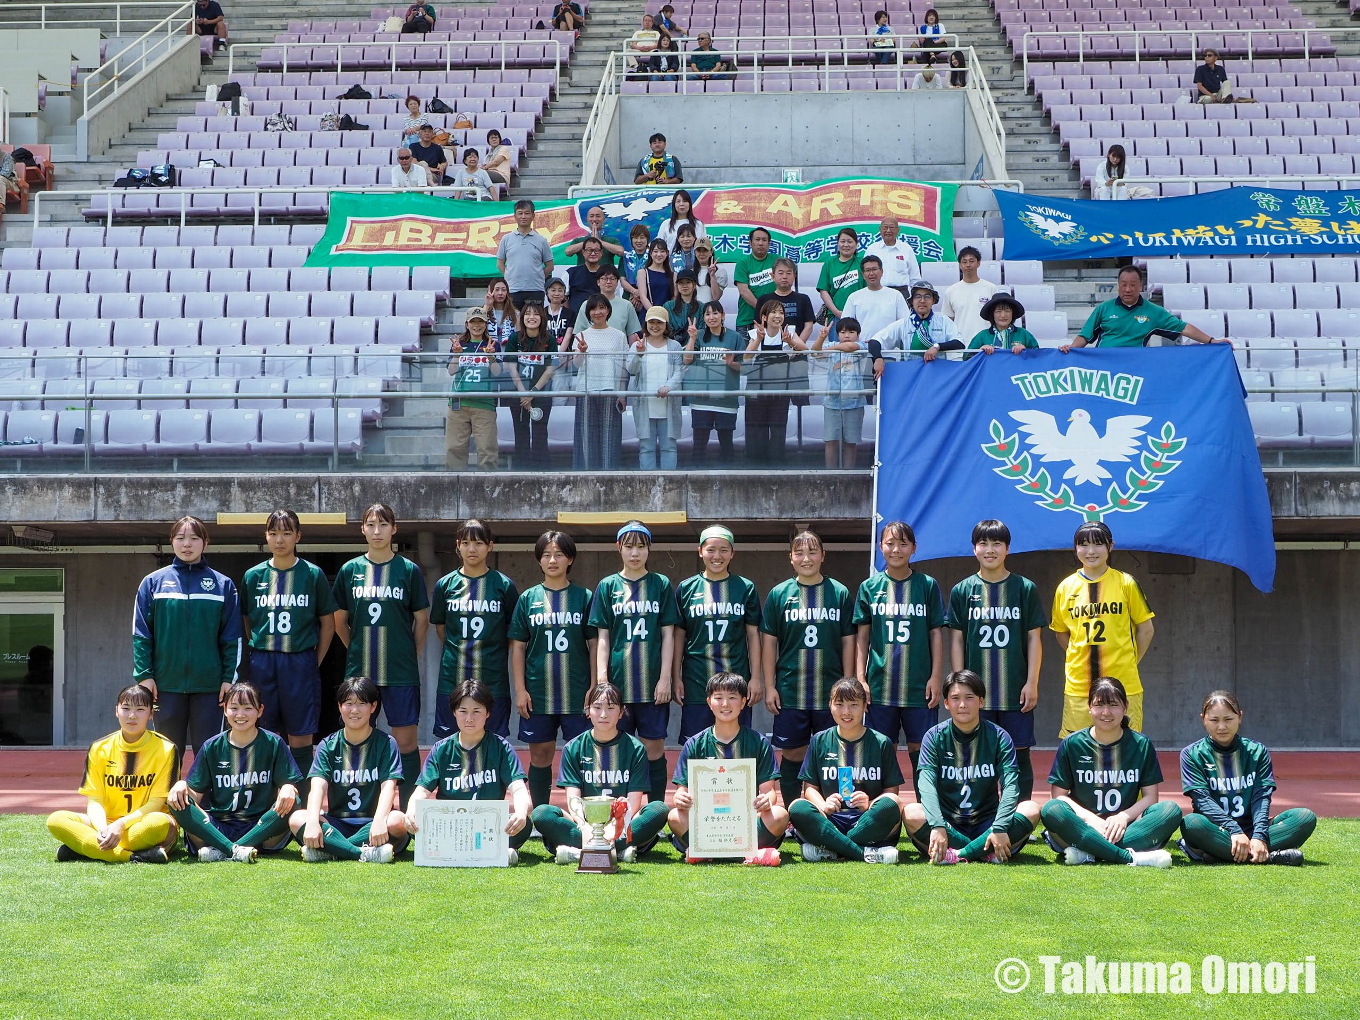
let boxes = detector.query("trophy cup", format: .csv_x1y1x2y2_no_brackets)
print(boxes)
577,795,623,873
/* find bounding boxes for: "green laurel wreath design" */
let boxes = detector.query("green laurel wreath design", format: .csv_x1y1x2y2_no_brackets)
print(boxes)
981,420,1187,523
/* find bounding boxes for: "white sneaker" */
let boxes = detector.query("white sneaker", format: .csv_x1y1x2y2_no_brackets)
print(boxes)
1128,848,1173,869
801,842,837,863
301,846,330,863
358,844,395,864
862,846,899,865
197,846,229,863
230,845,258,864
556,845,581,865
506,849,519,867
1065,845,1097,865
620,846,638,864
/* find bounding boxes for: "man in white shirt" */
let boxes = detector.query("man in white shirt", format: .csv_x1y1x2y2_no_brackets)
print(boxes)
864,216,922,298
839,256,908,342
390,149,428,189
911,65,947,90
940,245,1000,345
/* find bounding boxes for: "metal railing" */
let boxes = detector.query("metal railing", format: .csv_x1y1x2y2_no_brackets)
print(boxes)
0,87,8,145
580,51,619,189
226,38,561,83
567,179,1025,204
83,1,195,116
1118,174,1360,196
32,183,484,230
1021,27,1360,81
0,2,191,35
966,45,1006,169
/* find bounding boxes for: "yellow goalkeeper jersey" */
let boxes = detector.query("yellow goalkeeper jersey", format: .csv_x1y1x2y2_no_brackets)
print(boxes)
77,729,179,820
1050,569,1154,697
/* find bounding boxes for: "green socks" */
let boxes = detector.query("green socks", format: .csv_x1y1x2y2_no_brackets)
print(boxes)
907,746,921,801
789,800,866,860
1181,807,1316,862
237,808,291,850
848,797,903,848
960,813,1034,862
169,800,236,856
627,801,671,853
290,743,314,776
528,764,553,810
399,750,422,809
647,756,668,807
1121,801,1184,852
778,755,803,810
1267,807,1317,851
320,820,368,861
530,805,581,852
1040,799,1132,863
1014,747,1033,800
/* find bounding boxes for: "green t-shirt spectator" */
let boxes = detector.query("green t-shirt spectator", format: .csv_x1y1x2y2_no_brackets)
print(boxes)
734,252,778,330
1078,297,1187,348
817,253,864,314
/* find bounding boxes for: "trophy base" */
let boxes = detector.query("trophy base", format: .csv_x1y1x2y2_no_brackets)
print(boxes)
577,845,618,873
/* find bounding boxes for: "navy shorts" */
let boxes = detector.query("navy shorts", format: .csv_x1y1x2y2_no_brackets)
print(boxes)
981,708,1035,749
519,710,590,745
618,701,671,742
376,685,421,729
679,701,753,744
949,816,996,843
866,704,938,745
153,691,224,753
771,708,835,750
188,814,293,852
249,648,321,738
434,692,511,740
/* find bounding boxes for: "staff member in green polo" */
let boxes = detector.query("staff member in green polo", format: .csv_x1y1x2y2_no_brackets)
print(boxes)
1060,266,1227,350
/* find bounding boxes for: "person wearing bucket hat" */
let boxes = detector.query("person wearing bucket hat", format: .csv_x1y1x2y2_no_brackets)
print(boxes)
864,278,963,370
968,294,1039,356
445,307,501,471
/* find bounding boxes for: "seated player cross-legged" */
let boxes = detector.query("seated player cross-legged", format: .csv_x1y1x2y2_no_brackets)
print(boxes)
166,681,302,862
288,677,409,863
530,682,671,865
405,680,533,866
790,678,905,865
667,672,788,866
903,670,1042,864
1039,678,1179,868
47,684,180,864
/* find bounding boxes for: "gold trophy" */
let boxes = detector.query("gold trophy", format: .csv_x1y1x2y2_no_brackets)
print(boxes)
577,795,625,873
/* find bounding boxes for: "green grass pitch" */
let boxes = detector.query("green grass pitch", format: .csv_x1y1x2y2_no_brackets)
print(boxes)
2,815,1355,1020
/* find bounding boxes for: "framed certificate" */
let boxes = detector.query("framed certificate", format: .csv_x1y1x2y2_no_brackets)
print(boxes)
414,799,509,867
687,758,758,858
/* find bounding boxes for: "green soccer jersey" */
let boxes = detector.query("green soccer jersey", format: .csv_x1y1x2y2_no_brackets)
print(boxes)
917,719,1019,832
243,558,338,653
186,729,303,825
761,576,855,711
946,572,1046,711
672,724,778,789
674,574,763,705
853,570,945,707
415,732,526,799
734,251,778,330
308,726,402,824
1049,727,1162,817
798,725,905,801
331,554,430,687
1180,735,1276,826
588,571,682,704
429,568,518,697
816,253,864,311
508,582,596,716
557,729,650,797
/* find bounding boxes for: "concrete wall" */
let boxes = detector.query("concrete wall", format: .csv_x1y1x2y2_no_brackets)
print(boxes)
619,92,970,183
77,32,200,160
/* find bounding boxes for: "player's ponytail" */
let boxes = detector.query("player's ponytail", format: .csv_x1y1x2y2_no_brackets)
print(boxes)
1088,676,1130,730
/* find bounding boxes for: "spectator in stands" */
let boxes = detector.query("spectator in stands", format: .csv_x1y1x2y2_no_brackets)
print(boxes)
1194,48,1232,105
670,223,699,274
637,239,676,310
817,228,865,321
193,0,228,46
566,205,626,264
402,1,437,34
552,0,584,35
635,132,684,184
948,49,968,88
657,4,687,37
409,124,449,185
483,129,514,190
911,65,946,90
453,148,496,201
683,301,743,464
811,318,869,468
546,278,574,352
734,227,777,331
574,263,642,340
390,149,428,189
693,237,728,303
504,302,558,467
870,11,896,66
484,278,518,348
657,189,706,250
1093,145,1152,201
772,258,816,347
573,293,631,469
666,270,704,334
743,297,809,464
688,32,733,81
401,96,430,147
1,151,23,202
497,199,555,310
653,32,682,82
1061,267,1227,351
865,216,921,297
628,14,662,75
621,224,652,307
628,307,686,471
566,236,608,322
872,281,963,364
915,9,946,64
840,256,909,342
446,308,500,472
968,295,1038,355
941,246,1000,343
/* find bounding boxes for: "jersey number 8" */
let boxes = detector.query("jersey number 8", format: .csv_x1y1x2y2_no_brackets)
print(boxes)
803,624,819,648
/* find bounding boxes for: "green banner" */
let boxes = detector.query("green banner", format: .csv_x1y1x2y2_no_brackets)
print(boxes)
305,177,958,276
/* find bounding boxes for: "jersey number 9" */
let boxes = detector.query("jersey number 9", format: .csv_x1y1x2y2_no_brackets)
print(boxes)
368,603,383,624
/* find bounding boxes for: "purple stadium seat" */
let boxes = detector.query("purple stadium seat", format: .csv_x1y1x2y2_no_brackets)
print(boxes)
1315,260,1358,284
68,320,112,348
101,409,157,453
189,378,238,410
6,410,57,447
255,409,312,453
24,321,70,350
245,318,291,347
114,320,158,348
159,409,209,453
330,266,370,292
289,317,332,347
139,379,189,410
313,407,363,453
201,318,246,347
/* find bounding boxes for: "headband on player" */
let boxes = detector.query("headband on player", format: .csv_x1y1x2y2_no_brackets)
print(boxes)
616,522,652,542
698,525,735,547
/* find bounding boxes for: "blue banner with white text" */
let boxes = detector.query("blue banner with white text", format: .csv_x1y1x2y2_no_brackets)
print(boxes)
994,186,1360,261
874,346,1276,591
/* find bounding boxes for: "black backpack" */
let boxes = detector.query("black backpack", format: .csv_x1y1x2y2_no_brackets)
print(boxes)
10,147,36,167
149,163,177,188
340,84,372,99
114,167,150,188
337,114,370,130
217,81,242,102
426,97,452,114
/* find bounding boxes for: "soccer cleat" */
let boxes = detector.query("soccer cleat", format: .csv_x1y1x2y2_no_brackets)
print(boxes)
358,844,395,864
507,849,519,867
801,842,837,863
1267,848,1304,866
301,846,330,863
743,847,782,866
1128,849,1173,869
933,847,964,865
984,853,1003,864
1065,845,1097,865
129,847,169,864
1042,830,1066,857
55,844,80,862
197,846,230,863
620,846,638,864
556,845,581,865
1176,837,1207,863
230,845,258,864
862,846,899,865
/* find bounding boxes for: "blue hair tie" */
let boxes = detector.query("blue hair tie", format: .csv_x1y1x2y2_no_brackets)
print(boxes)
616,522,653,542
